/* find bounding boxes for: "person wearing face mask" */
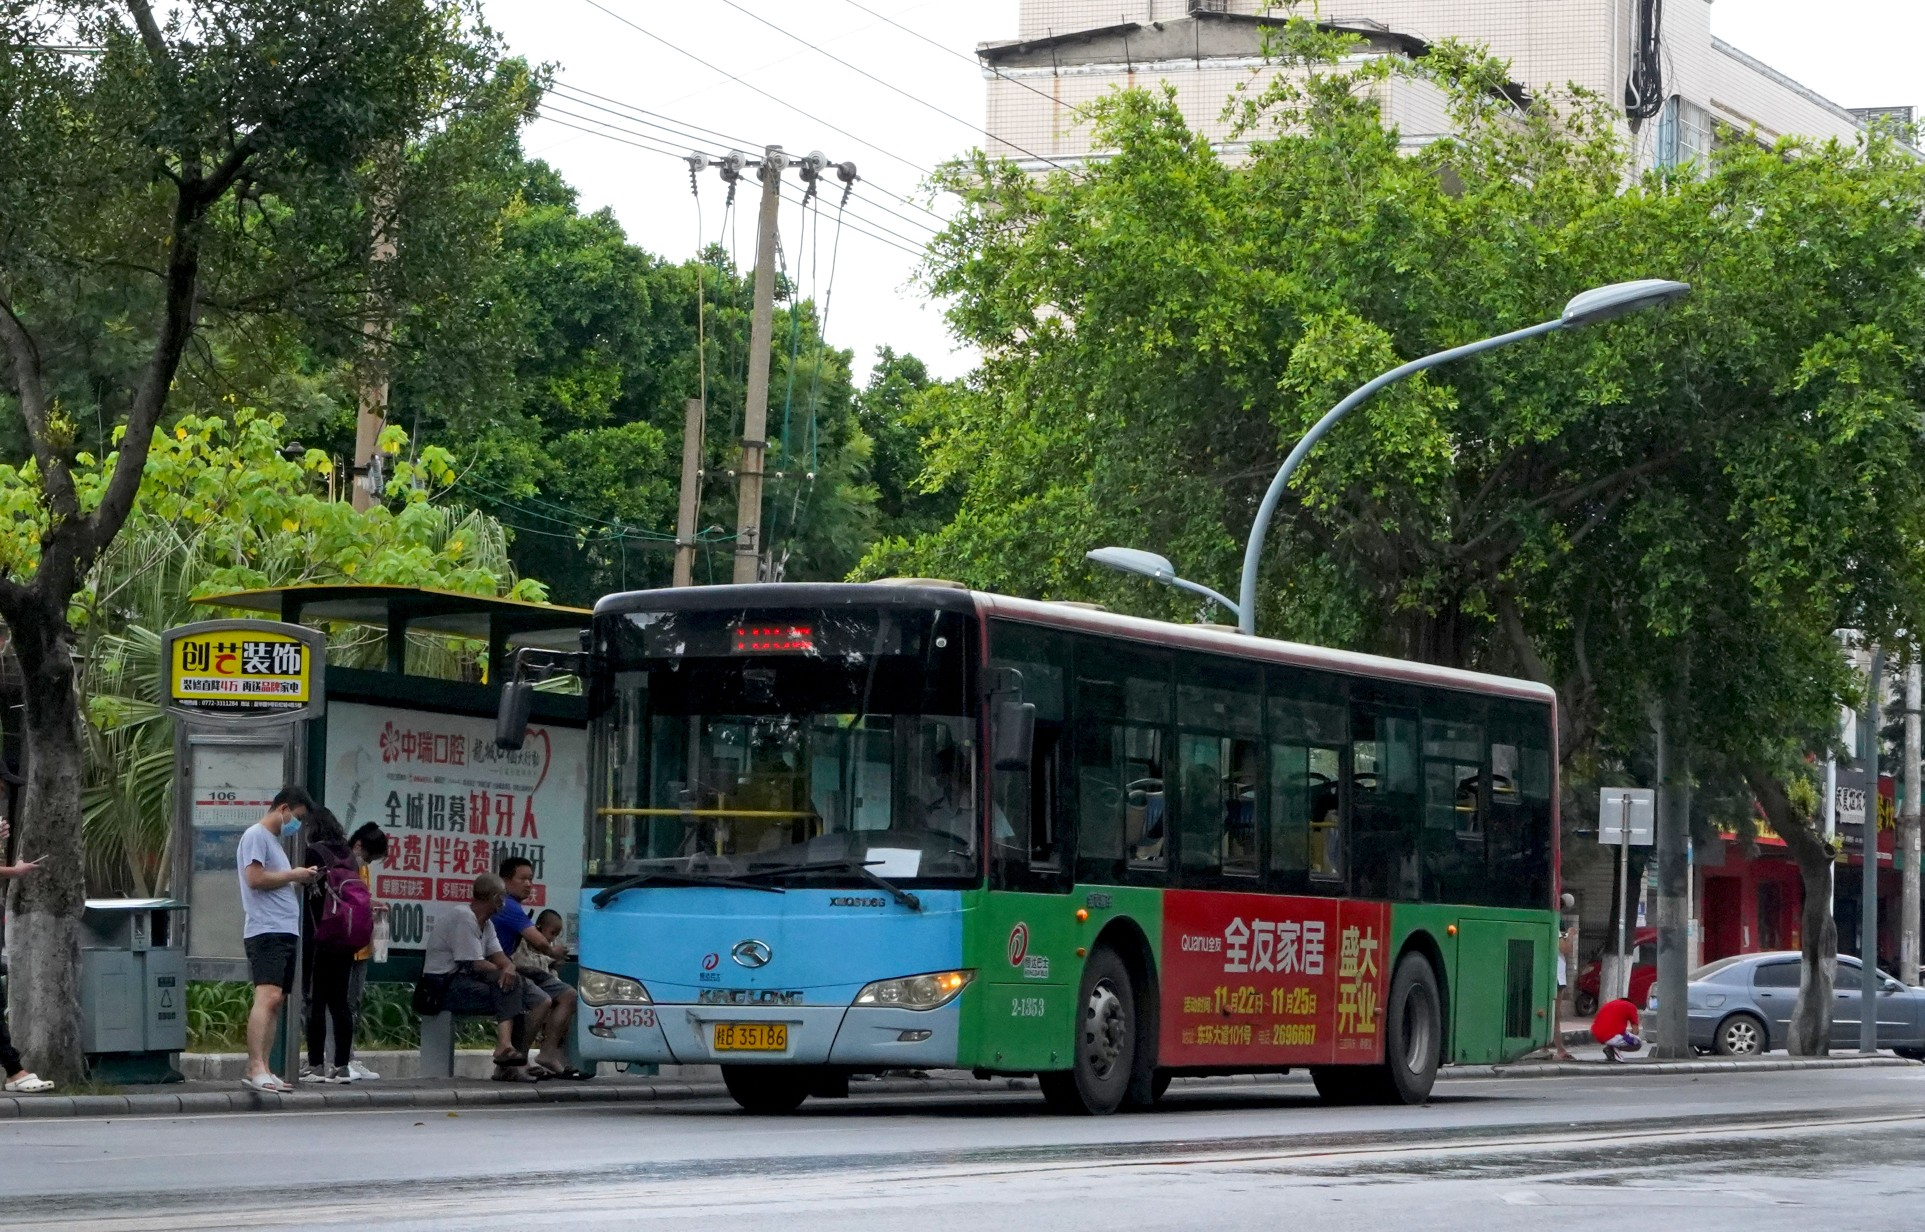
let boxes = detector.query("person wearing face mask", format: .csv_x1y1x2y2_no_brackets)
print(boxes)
236,786,318,1093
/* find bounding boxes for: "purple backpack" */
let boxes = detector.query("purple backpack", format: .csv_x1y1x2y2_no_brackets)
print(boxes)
314,863,374,952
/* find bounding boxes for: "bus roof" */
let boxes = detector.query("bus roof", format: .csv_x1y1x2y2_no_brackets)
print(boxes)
593,582,1556,705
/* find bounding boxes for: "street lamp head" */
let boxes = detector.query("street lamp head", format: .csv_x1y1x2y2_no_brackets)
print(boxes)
1086,546,1175,583
1560,279,1691,328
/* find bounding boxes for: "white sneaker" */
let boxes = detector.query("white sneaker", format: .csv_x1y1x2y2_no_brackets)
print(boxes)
345,1060,380,1081
298,1068,329,1084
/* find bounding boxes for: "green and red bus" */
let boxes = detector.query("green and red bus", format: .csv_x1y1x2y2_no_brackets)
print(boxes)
501,581,1558,1114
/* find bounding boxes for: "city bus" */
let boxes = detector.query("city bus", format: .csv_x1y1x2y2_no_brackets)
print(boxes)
496,580,1558,1114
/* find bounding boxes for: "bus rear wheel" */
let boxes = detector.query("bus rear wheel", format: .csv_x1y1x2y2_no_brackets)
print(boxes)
722,1065,813,1114
1311,953,1442,1106
1040,946,1136,1116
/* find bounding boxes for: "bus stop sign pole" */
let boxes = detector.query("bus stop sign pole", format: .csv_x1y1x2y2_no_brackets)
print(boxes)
1599,789,1655,1002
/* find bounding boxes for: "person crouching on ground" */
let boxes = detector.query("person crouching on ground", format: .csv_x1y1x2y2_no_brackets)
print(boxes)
425,872,549,1077
1591,996,1643,1063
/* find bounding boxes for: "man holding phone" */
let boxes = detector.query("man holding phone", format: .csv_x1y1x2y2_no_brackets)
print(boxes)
237,786,316,1093
0,817,54,1093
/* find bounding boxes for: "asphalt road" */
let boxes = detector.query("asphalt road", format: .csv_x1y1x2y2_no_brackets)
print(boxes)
11,1067,1925,1231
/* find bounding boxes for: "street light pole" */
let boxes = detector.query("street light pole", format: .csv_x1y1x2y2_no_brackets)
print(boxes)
1234,280,1691,636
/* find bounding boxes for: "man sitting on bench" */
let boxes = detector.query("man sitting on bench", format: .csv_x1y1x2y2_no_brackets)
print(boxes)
425,873,549,1075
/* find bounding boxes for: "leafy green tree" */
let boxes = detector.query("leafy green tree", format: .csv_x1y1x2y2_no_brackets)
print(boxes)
856,347,962,549
74,410,538,895
871,24,1925,1048
0,0,515,1080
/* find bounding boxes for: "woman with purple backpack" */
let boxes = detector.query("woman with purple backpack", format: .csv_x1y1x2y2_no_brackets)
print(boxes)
301,808,374,1083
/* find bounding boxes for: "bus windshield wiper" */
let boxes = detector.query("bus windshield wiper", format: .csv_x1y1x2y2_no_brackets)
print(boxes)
591,869,785,908
740,859,922,912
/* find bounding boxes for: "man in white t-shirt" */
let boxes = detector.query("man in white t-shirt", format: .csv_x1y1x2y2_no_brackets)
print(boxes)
236,786,316,1093
424,873,547,1070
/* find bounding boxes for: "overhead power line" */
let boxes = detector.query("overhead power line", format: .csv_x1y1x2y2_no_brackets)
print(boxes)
540,103,939,254
578,0,937,181
835,0,1076,117
551,78,760,151
550,75,951,228
546,87,942,239
716,0,1068,172
537,115,698,167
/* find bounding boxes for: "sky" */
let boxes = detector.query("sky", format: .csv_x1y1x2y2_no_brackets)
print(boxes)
481,1,1925,385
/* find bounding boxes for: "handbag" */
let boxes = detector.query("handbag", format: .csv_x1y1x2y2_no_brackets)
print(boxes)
411,971,454,1016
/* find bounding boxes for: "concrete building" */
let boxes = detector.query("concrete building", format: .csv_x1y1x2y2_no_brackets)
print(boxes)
979,1,1909,172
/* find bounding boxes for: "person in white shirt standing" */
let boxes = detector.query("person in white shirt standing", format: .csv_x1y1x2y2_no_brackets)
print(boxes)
236,786,316,1093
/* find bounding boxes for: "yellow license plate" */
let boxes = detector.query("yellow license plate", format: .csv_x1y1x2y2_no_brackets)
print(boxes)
713,1022,788,1052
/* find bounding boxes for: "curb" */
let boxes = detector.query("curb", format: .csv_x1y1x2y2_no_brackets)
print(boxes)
0,1055,1911,1120
1478,1054,1916,1079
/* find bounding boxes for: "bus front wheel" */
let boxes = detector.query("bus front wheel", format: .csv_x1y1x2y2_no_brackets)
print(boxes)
722,1065,813,1114
1040,946,1136,1115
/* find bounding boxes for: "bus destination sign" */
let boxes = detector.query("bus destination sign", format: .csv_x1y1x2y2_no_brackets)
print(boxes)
730,622,816,654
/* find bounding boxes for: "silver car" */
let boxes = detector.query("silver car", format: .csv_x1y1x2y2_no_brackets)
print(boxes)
1686,951,1925,1058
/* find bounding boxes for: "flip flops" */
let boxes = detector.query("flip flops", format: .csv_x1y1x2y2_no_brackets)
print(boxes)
241,1072,292,1093
3,1073,53,1094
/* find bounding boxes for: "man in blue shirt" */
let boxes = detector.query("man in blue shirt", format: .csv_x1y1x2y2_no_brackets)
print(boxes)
493,856,581,1078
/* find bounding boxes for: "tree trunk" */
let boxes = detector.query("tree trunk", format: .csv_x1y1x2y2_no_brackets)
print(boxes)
2,599,90,1081
1786,840,1838,1055
1748,765,1837,1055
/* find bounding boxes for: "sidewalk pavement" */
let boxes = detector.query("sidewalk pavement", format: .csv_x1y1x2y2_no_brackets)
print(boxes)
2,1048,1914,1120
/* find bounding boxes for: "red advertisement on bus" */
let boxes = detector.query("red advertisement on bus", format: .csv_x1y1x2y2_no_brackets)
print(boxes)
1160,891,1391,1068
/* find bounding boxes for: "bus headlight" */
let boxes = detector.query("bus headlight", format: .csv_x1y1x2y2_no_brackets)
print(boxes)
579,968,652,1007
853,970,974,1010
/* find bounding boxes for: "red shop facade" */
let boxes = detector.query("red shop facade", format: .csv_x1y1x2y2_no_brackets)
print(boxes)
1698,774,1899,966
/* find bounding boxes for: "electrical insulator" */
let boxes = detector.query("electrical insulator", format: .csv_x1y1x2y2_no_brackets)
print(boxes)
797,150,829,184
717,150,748,184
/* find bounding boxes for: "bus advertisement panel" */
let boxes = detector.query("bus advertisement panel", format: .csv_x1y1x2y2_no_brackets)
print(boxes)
1161,892,1390,1067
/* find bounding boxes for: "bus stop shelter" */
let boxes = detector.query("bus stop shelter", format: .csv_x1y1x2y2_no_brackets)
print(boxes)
174,585,593,989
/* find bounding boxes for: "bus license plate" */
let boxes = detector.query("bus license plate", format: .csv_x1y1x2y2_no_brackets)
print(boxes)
713,1023,788,1052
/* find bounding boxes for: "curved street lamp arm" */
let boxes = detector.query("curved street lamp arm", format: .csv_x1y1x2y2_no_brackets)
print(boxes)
1167,574,1243,623
1235,315,1566,635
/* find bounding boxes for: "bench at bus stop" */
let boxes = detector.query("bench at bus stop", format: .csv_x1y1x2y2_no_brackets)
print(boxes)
418,1006,592,1078
418,1008,490,1078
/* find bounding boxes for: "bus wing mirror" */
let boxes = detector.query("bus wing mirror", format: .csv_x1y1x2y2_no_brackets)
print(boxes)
496,680,535,751
992,700,1036,773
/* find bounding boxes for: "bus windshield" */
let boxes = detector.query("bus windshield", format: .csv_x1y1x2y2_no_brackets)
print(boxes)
587,605,980,884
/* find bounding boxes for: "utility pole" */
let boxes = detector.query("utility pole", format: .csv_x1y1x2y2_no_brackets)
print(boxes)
353,166,397,511
1862,645,1885,1053
732,145,787,584
1904,653,1921,985
1653,698,1689,1058
673,397,703,587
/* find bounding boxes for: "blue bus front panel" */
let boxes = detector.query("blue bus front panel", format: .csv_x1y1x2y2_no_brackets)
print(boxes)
575,888,969,1068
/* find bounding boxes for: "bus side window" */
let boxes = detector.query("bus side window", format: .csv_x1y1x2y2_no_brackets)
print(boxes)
988,620,1071,889
1350,693,1421,902
1072,638,1170,883
1422,710,1486,905
1488,700,1555,909
1176,663,1262,882
1268,670,1346,894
